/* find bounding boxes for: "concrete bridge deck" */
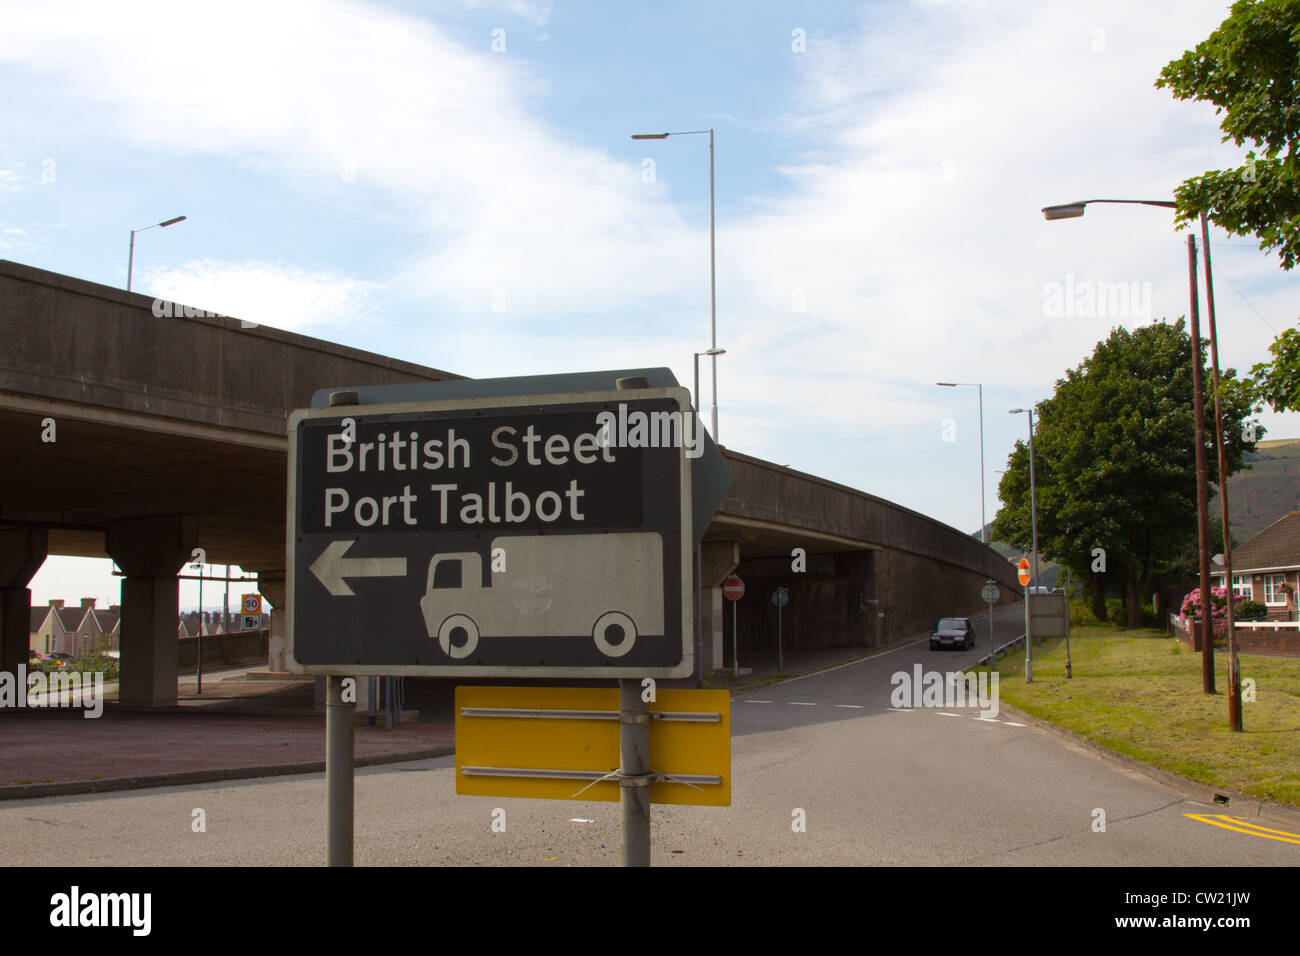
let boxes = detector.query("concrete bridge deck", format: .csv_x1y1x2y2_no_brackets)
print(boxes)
0,259,1022,707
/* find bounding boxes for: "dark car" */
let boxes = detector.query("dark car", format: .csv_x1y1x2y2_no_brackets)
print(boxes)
930,617,975,651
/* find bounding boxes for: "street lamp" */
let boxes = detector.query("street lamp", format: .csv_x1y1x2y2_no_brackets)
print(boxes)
632,128,721,440
127,215,187,292
1043,198,1235,717
695,348,726,418
1009,407,1040,682
937,382,994,661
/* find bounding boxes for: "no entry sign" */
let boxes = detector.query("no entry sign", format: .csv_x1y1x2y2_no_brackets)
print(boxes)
722,575,744,601
1017,558,1031,587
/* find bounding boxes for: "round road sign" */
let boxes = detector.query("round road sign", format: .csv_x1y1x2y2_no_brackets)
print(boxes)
723,575,745,601
981,582,1000,604
771,587,790,608
1017,558,1031,587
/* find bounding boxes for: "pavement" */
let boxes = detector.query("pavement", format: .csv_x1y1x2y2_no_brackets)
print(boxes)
0,618,1010,802
0,666,455,800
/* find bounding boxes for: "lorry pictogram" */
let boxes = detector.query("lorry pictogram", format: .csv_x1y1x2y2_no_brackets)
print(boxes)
420,532,665,659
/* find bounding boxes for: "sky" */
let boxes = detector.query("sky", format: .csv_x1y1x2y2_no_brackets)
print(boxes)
3,0,1298,611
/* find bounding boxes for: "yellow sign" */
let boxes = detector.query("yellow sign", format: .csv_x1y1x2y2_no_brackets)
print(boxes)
455,686,730,806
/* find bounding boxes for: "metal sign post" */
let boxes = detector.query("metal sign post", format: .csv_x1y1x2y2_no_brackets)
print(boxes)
723,575,744,678
772,586,789,672
619,679,651,866
326,674,353,866
1018,558,1033,682
980,580,999,667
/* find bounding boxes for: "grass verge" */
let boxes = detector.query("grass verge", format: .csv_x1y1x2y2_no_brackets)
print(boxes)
978,625,1300,807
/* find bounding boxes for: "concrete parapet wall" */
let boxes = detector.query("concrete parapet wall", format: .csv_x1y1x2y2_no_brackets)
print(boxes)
177,629,269,670
719,448,1021,594
0,260,462,437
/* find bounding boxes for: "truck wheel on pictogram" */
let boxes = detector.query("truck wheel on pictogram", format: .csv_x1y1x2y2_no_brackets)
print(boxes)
438,614,479,659
592,611,636,657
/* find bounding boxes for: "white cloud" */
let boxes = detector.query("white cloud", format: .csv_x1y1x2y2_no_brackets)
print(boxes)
459,0,553,27
0,164,23,192
0,0,1295,533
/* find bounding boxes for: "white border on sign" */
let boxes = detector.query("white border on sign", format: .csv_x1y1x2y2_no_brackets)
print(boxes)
284,386,696,679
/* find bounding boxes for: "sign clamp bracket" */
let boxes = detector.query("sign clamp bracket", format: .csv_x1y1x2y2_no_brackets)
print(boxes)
458,706,721,723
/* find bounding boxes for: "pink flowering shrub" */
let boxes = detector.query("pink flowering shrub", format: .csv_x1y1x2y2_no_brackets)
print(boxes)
1178,586,1239,642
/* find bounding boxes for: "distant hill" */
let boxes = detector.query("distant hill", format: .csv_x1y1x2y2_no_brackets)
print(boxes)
969,523,1064,589
1227,438,1300,543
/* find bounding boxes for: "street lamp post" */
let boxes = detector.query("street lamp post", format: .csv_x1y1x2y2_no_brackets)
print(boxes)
1010,407,1039,682
633,129,720,440
695,348,726,419
938,382,995,662
127,215,187,292
1043,199,1232,710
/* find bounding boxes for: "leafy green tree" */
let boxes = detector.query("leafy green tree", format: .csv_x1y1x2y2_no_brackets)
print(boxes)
993,320,1257,628
1157,0,1300,411
1250,326,1300,411
1156,0,1300,268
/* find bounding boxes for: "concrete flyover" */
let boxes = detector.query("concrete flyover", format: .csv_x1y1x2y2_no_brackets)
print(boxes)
0,259,1020,707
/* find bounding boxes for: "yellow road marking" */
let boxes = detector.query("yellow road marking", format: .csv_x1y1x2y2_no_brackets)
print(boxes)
1184,813,1300,845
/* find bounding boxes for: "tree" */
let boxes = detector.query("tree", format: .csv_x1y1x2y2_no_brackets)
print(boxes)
1156,0,1300,268
1157,0,1300,411
1250,326,1300,411
993,320,1258,628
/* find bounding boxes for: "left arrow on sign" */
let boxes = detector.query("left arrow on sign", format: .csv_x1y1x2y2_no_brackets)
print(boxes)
310,540,408,596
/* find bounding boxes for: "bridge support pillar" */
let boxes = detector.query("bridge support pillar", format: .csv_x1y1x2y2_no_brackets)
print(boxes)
701,542,740,672
107,516,197,708
257,571,287,673
0,527,47,677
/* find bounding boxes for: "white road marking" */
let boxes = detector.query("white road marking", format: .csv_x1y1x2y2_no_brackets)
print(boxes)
937,712,962,717
834,704,864,709
744,699,772,704
790,702,817,706
1002,721,1026,727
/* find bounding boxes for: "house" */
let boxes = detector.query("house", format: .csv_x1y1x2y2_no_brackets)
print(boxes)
30,600,77,655
29,598,122,656
1212,511,1300,622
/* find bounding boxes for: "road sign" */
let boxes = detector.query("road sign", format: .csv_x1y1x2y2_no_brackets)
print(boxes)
241,614,261,630
981,582,1000,604
1029,592,1068,637
454,686,730,806
1017,558,1031,587
771,586,790,608
722,575,744,601
242,593,262,614
287,385,701,678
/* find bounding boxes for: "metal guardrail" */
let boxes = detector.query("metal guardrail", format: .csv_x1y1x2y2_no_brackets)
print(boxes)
975,633,1026,668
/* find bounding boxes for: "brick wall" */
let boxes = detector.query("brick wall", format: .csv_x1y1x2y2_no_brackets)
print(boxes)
1178,622,1300,658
